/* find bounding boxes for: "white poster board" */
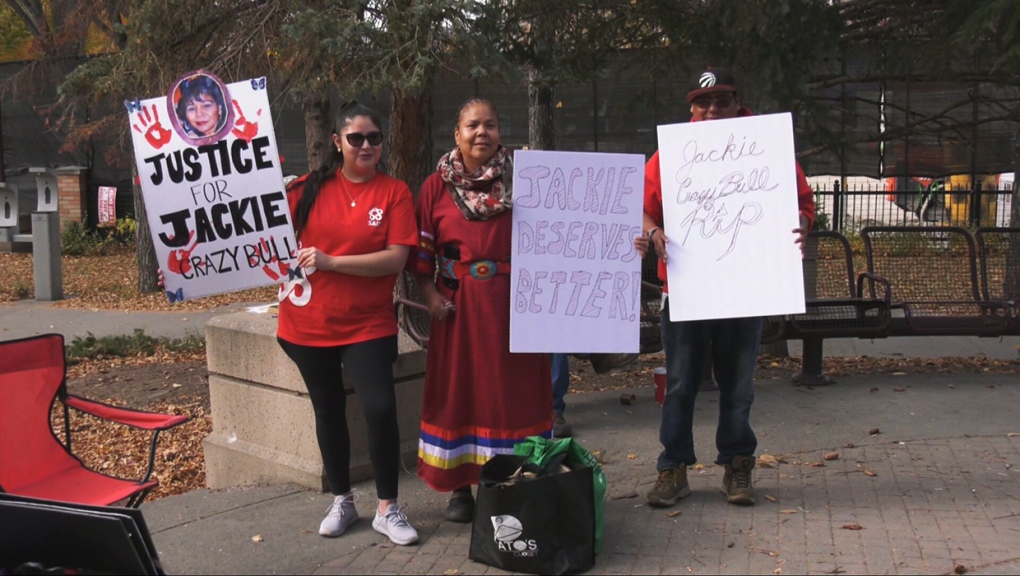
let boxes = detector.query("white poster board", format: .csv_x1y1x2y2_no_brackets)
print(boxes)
656,113,805,321
97,186,117,226
509,150,645,353
127,72,296,302
0,183,17,228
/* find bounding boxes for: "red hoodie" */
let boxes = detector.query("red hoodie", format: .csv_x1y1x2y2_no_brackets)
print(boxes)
642,107,815,293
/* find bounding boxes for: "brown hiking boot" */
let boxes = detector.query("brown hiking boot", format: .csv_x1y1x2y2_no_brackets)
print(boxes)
646,466,691,507
552,412,573,437
589,353,639,375
722,455,756,505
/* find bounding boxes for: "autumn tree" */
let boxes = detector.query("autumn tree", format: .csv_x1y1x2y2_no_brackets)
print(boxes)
274,0,479,193
56,0,285,292
476,0,663,151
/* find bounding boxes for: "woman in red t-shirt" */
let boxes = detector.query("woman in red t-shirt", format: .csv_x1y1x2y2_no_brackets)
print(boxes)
276,102,419,546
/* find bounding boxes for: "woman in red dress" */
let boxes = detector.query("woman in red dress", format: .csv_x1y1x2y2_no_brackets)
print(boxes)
409,99,552,522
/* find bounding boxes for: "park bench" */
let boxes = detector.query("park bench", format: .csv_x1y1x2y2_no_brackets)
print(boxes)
975,227,1020,334
860,226,1011,337
781,230,894,385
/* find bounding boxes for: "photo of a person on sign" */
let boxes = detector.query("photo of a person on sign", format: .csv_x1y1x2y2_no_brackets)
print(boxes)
167,71,233,145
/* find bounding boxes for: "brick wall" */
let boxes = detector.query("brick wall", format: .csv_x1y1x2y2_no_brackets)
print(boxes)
55,167,87,233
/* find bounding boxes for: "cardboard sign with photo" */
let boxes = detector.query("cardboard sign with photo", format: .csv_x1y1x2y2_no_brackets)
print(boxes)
126,71,297,303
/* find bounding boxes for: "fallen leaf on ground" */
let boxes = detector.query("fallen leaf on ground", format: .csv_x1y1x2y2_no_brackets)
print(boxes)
764,495,777,503
891,372,906,376
823,452,839,461
1008,433,1020,438
863,469,878,477
626,453,637,459
749,547,780,557
444,570,461,576
758,454,778,468
667,510,682,518
779,509,798,514
869,387,879,392
845,443,856,448
868,428,881,435
611,492,638,500
841,524,864,530
953,563,968,574
251,534,264,543
893,386,906,392
807,461,826,467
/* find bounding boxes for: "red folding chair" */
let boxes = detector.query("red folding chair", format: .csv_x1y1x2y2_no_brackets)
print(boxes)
0,334,189,508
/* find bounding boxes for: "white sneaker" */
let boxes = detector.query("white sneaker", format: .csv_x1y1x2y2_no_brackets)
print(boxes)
372,503,419,545
319,493,359,537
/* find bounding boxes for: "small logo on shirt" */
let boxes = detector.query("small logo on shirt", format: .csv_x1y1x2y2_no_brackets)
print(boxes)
368,207,384,227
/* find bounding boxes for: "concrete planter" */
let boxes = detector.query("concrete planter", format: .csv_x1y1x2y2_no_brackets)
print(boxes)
203,311,425,491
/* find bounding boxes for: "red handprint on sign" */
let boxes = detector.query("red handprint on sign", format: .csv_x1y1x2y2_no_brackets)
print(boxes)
231,99,261,142
132,104,173,149
165,230,199,276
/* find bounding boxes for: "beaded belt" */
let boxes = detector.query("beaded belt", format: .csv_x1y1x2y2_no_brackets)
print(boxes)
438,256,511,281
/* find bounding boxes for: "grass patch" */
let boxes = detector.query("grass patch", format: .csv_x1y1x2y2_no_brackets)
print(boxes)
66,329,205,363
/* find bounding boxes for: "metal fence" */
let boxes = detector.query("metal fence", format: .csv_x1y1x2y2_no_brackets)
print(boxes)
813,180,1015,233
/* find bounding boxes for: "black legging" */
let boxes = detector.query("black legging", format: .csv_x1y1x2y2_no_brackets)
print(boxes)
278,334,401,500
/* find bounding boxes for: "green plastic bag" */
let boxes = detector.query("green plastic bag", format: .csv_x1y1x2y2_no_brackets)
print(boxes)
513,436,606,553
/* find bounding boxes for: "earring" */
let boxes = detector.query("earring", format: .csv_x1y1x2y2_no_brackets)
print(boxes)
336,146,342,152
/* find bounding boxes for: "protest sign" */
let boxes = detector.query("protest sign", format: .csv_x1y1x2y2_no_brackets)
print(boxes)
509,150,645,353
656,113,805,322
127,71,296,302
97,186,117,226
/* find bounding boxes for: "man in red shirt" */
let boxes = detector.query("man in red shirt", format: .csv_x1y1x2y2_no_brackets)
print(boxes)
642,68,814,508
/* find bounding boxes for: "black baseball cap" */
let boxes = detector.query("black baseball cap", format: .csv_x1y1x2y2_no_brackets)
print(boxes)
686,68,738,102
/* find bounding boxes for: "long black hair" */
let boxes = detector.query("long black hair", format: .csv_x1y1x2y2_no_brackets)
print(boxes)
290,101,384,239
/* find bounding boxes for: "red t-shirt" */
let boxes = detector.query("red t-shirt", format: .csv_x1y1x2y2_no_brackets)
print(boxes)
276,170,418,346
643,108,815,293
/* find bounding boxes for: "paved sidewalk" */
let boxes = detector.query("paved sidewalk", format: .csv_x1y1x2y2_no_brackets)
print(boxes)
0,299,257,341
4,301,1020,574
143,371,1020,575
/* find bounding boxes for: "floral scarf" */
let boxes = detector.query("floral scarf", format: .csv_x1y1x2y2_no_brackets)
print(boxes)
437,145,513,221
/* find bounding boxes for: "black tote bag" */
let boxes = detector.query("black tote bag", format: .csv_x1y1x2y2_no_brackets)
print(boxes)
469,455,596,575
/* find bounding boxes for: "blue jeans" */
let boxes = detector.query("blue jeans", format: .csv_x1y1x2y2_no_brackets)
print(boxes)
657,297,761,469
551,353,571,414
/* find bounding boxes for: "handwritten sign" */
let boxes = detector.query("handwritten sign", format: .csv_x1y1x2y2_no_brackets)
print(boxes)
128,73,296,302
509,150,645,353
657,113,805,321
